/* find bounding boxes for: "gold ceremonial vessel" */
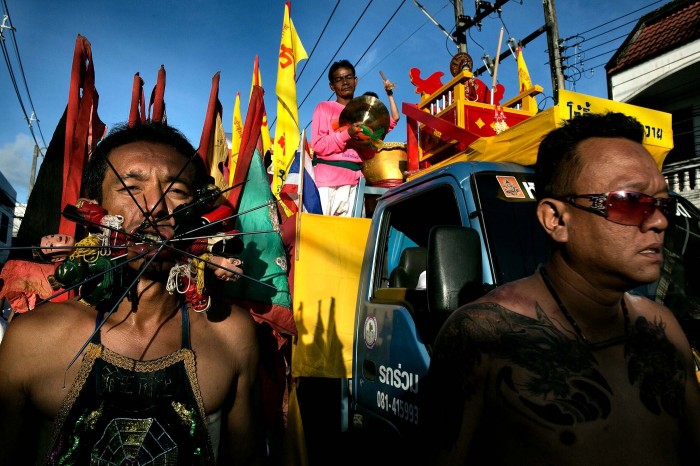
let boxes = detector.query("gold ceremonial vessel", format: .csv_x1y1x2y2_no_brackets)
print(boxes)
362,142,407,187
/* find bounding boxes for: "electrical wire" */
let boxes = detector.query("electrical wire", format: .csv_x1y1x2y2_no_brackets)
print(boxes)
573,0,665,36
358,2,451,81
270,0,375,132
1,0,47,151
587,49,700,88
353,0,408,72
0,27,43,154
296,0,375,112
579,17,641,43
561,1,675,87
301,0,416,130
296,0,341,81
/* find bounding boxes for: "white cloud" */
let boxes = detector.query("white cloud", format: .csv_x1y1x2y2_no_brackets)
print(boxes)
0,133,34,202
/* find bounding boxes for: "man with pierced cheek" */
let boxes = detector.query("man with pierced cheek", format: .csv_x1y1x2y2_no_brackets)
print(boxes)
0,123,264,465
423,112,700,465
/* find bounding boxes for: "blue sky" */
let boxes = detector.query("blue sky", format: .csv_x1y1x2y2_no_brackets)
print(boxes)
0,0,669,203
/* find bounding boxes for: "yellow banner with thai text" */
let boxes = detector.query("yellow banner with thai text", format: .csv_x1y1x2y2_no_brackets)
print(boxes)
558,90,673,151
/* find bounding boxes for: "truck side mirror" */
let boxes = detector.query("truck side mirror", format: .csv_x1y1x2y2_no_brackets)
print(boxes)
427,225,482,313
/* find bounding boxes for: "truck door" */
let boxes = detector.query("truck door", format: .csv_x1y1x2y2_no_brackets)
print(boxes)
352,182,468,439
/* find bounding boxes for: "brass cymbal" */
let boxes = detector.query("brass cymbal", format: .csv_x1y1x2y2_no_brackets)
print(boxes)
339,95,390,140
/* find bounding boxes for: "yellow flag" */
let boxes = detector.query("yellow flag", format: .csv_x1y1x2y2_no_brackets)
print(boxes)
272,1,308,215
517,46,533,92
229,92,244,187
516,46,537,113
250,55,272,157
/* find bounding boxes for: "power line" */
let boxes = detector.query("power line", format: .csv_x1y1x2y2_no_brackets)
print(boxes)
1,0,48,151
353,0,408,72
358,3,451,81
561,1,675,88
296,0,375,112
578,49,700,95
579,17,640,43
270,0,375,133
572,0,665,36
296,0,341,81
301,0,412,130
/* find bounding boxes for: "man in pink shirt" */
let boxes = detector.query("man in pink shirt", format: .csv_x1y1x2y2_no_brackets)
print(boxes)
311,60,398,216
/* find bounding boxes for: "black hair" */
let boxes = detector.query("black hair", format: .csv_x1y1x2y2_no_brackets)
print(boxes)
83,122,211,203
535,112,645,199
328,60,355,83
362,91,379,98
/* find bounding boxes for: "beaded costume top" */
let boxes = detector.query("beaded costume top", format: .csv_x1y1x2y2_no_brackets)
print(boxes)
46,304,217,465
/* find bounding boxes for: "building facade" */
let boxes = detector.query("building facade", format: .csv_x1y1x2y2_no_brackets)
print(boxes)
0,172,17,264
606,0,700,206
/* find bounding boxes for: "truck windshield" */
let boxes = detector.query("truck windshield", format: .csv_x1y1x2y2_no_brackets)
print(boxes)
472,171,548,286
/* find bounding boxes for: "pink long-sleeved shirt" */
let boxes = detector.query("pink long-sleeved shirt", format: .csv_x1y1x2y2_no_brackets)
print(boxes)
311,100,397,188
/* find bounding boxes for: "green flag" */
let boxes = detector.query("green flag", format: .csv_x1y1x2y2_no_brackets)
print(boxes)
225,148,295,337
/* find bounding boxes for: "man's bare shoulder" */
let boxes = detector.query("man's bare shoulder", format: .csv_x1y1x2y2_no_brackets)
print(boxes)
191,303,258,360
626,292,695,355
446,275,542,322
2,300,96,346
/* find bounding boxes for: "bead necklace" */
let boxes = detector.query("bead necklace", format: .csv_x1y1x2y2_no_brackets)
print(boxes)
539,267,630,350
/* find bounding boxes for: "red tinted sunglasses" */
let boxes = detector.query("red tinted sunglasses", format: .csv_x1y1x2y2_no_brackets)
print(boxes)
560,190,677,227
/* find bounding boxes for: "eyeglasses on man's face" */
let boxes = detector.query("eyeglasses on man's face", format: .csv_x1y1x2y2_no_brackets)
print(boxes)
559,190,677,227
332,74,356,84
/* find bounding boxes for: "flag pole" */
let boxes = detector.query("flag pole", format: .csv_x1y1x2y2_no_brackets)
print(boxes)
491,26,504,105
294,129,306,262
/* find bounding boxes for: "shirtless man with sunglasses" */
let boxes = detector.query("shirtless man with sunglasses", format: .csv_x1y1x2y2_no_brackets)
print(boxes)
423,112,700,465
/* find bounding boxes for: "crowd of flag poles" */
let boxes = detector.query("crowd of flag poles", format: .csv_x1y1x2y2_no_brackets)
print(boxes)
199,1,321,220
179,1,537,221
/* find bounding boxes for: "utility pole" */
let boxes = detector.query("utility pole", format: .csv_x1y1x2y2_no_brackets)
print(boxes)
28,144,39,198
453,0,467,54
543,0,565,103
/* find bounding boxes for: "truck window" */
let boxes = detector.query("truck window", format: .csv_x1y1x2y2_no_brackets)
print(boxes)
373,185,462,293
472,172,548,285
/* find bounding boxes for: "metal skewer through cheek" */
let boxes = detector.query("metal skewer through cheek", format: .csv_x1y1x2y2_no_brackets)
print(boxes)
64,241,168,374
62,205,277,290
172,198,276,240
130,148,201,233
32,250,150,308
104,156,161,233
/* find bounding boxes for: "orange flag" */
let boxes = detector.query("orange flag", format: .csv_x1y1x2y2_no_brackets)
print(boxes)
128,73,146,126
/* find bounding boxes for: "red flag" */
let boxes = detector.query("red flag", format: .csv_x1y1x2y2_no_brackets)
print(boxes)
58,35,106,237
228,86,266,210
198,72,223,173
250,55,272,156
149,65,167,123
2,34,104,310
128,73,146,126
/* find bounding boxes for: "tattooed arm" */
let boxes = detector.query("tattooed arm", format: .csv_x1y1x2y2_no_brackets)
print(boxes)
629,296,700,459
421,303,496,464
682,343,700,459
664,311,700,458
